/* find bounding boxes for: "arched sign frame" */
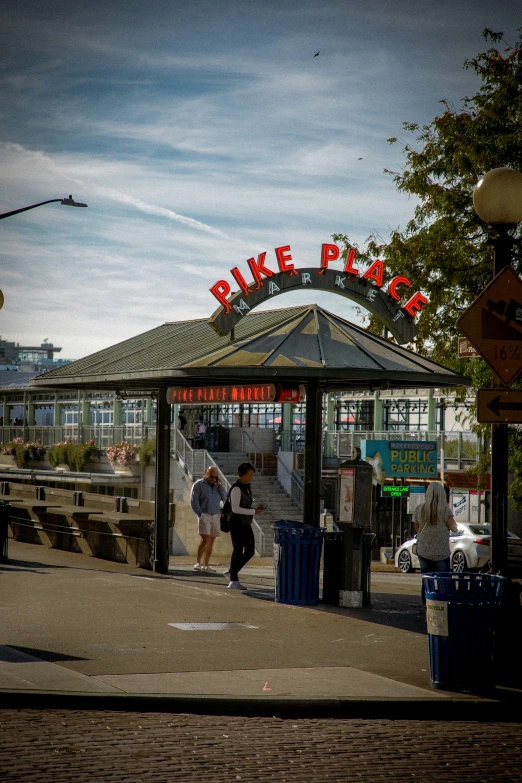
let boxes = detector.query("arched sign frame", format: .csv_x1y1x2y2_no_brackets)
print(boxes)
209,266,419,345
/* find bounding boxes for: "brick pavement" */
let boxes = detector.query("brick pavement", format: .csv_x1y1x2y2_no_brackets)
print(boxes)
1,709,522,782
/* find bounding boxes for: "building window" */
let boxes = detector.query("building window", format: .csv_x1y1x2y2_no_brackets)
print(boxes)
383,400,428,431
336,400,374,431
206,404,281,429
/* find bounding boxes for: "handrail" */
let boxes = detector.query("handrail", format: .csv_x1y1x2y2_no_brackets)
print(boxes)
276,453,304,511
241,429,264,475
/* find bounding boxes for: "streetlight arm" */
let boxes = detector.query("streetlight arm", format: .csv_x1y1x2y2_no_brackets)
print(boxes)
0,196,88,220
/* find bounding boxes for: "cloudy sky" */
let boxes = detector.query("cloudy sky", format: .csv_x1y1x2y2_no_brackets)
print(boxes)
0,0,520,360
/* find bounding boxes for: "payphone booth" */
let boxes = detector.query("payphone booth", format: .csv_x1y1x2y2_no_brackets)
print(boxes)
325,455,374,608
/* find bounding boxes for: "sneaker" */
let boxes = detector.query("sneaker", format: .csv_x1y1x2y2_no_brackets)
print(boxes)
193,563,202,571
223,569,231,580
227,581,247,590
201,565,216,573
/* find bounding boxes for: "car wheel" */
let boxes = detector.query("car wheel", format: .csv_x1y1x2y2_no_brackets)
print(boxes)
398,549,412,573
452,550,467,573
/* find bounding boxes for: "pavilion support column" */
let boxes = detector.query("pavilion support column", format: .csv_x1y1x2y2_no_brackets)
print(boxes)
154,389,171,574
303,379,322,528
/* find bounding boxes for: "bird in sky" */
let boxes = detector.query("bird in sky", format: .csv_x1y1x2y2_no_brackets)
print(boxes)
313,51,320,57
357,157,364,160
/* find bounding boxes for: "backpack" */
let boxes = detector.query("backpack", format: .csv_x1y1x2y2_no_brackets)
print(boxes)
220,488,233,533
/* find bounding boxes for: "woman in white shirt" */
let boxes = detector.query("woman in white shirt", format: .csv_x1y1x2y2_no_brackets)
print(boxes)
414,481,458,604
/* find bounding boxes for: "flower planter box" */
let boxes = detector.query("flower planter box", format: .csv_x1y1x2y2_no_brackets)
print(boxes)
0,455,17,469
112,463,142,476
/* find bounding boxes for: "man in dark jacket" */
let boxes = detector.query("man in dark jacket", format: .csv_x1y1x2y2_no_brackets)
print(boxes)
225,462,265,590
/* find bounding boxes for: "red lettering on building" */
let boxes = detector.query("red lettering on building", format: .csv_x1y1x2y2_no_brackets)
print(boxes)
247,252,274,289
404,291,428,317
388,275,411,301
362,259,384,288
275,245,298,276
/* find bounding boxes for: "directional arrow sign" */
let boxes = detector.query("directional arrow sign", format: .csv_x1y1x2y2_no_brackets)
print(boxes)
477,388,522,423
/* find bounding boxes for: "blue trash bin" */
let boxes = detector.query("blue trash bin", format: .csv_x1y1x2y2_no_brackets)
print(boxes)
422,572,506,693
273,520,325,605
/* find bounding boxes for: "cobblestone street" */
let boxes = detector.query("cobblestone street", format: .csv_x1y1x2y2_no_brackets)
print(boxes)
1,709,522,782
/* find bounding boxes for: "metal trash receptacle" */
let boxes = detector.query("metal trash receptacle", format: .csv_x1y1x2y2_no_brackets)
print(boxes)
273,520,325,605
422,572,506,693
0,501,9,563
322,531,344,604
361,532,376,606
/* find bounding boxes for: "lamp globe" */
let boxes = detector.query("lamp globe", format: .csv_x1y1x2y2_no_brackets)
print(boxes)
473,167,522,225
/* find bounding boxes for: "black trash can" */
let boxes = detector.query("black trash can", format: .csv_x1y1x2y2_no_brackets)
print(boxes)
0,501,10,563
322,527,374,607
361,532,376,606
338,525,364,608
273,520,325,605
422,572,506,693
322,531,343,604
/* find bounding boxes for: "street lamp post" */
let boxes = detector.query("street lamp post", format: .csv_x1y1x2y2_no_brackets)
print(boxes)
0,195,88,220
473,167,522,573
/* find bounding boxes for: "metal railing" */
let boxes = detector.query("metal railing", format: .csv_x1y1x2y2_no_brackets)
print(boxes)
241,429,265,475
0,425,155,448
276,453,304,511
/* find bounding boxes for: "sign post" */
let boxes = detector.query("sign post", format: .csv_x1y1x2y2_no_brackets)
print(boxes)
457,257,521,573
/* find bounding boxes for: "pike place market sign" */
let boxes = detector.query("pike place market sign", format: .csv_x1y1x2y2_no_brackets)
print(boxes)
208,243,427,345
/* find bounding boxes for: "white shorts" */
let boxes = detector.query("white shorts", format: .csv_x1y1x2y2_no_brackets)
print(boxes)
198,513,221,537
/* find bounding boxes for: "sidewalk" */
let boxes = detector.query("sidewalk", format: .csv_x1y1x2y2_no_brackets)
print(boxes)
0,540,518,717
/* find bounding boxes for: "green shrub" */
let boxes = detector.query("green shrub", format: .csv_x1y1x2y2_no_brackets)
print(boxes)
47,441,70,468
48,439,99,471
139,437,156,467
1,438,45,466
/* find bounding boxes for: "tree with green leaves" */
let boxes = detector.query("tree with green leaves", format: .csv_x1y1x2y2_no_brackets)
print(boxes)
334,28,522,504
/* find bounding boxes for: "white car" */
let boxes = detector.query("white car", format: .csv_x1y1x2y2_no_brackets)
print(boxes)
394,523,521,574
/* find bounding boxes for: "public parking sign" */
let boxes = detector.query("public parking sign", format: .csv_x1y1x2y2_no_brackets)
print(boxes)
477,388,522,423
457,267,522,386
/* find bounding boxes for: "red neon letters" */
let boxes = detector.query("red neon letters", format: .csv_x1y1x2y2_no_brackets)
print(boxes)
344,247,359,275
247,252,274,289
167,383,303,405
319,243,340,273
231,267,253,296
404,291,428,317
388,275,411,300
210,280,232,313
275,245,297,275
209,243,427,320
362,259,384,287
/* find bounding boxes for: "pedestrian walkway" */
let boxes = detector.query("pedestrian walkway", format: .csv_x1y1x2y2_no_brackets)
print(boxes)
0,540,519,714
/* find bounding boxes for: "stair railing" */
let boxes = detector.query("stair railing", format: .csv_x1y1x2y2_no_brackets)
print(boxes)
240,429,265,475
276,453,304,511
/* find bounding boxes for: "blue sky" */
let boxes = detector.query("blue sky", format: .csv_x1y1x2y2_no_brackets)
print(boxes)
0,0,520,359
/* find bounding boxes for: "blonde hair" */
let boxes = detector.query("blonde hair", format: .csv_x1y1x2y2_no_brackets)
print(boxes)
419,482,448,527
